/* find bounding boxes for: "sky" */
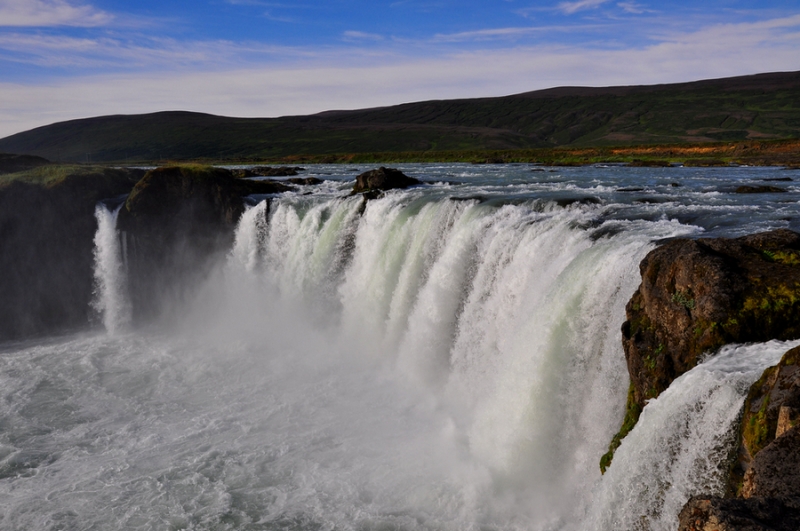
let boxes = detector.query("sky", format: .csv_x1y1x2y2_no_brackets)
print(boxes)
0,0,799,138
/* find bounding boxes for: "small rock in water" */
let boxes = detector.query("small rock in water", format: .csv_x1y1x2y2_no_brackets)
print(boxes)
735,185,788,193
351,167,420,194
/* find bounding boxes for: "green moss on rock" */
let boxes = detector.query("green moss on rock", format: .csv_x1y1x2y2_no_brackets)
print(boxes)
606,229,800,471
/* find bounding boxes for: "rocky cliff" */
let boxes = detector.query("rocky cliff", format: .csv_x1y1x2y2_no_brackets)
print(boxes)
602,229,800,471
116,165,293,322
0,165,141,339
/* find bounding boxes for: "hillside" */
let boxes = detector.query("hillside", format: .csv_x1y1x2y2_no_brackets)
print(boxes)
1,71,799,162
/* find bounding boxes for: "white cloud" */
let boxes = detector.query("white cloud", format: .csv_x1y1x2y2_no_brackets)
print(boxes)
0,0,111,27
342,31,385,41
556,0,611,15
616,2,652,14
0,33,327,69
433,26,544,42
1,14,799,138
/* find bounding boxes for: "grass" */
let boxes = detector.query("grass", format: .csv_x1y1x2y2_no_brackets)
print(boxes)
0,164,117,188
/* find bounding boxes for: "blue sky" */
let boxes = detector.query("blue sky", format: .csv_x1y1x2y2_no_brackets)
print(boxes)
1,0,799,137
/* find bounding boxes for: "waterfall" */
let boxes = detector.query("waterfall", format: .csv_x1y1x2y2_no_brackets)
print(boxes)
91,204,130,334
224,193,702,528
8,169,799,530
586,339,800,531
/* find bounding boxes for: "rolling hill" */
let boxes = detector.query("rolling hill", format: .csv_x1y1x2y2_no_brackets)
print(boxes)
1,70,799,162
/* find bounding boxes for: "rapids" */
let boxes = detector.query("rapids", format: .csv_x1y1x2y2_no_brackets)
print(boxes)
1,164,798,530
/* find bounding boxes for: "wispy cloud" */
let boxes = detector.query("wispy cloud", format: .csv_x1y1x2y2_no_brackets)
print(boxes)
342,31,385,42
616,2,653,14
0,0,112,27
555,0,611,15
0,33,329,70
433,26,547,42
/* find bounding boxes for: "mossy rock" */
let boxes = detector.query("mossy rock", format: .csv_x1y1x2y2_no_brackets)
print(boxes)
726,346,800,495
604,229,800,470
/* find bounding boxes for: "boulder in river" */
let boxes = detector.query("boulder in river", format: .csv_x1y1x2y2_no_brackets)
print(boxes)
736,185,788,194
351,167,420,195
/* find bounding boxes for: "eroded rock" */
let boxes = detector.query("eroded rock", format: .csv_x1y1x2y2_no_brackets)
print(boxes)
0,166,140,339
602,229,800,470
351,167,420,195
678,495,800,531
117,165,292,321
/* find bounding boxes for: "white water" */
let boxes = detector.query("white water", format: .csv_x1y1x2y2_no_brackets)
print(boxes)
3,187,794,530
91,204,130,335
589,339,800,531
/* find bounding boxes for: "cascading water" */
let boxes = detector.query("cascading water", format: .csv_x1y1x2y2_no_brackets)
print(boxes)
587,339,800,531
212,191,699,529
91,204,130,335
3,164,799,530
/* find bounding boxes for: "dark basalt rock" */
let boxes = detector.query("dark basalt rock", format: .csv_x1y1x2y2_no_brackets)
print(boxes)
287,177,323,185
728,348,800,495
742,426,800,499
252,166,305,177
0,166,141,339
678,495,800,531
736,185,788,193
602,229,800,471
117,166,292,322
351,167,420,195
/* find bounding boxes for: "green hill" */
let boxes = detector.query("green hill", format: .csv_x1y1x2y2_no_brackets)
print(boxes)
1,71,799,162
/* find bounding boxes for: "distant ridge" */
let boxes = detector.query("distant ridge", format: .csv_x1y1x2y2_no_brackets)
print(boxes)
1,71,799,162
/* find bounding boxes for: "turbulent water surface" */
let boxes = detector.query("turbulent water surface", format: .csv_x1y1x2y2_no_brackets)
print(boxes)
1,164,799,530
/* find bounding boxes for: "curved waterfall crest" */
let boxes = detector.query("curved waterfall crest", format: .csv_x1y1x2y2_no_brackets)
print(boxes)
77,177,795,530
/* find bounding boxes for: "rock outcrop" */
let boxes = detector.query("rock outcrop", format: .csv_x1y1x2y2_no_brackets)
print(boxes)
0,165,141,339
735,185,788,194
729,347,800,494
678,495,800,531
117,165,292,322
351,167,420,195
602,229,800,471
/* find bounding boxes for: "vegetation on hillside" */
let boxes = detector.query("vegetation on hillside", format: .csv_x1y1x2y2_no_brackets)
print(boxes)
0,71,798,163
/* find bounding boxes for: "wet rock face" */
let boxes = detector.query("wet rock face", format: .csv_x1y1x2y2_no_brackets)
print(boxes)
117,166,292,322
678,495,800,531
602,229,800,470
742,426,800,500
0,168,139,339
730,348,800,495
352,167,420,194
622,229,800,414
